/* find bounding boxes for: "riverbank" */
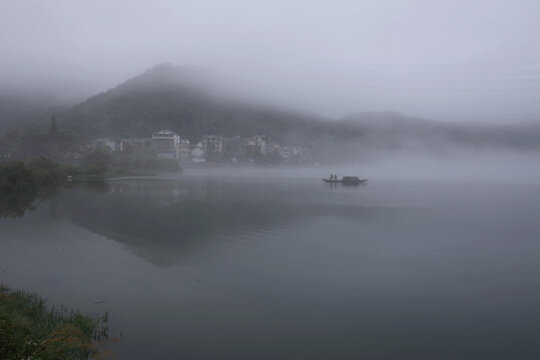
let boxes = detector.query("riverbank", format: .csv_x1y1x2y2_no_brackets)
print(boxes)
0,285,108,360
0,157,179,218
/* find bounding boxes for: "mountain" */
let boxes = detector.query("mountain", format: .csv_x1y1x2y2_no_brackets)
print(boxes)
338,112,540,152
35,63,540,159
62,63,330,145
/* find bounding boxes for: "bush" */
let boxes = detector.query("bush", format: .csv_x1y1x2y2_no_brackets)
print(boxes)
27,156,65,186
79,150,112,175
0,161,37,197
0,285,108,360
0,159,68,218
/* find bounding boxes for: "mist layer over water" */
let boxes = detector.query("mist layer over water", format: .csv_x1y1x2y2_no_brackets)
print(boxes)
1,174,540,359
177,151,540,184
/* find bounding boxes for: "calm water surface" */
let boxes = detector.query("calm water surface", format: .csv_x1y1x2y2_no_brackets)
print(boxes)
1,175,540,359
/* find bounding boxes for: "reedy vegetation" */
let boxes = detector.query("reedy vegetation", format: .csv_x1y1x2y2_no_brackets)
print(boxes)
0,285,108,360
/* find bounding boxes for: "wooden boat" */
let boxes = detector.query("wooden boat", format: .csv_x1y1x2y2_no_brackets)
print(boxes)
322,176,367,185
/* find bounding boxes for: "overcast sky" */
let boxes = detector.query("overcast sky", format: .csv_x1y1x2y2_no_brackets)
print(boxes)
1,0,539,122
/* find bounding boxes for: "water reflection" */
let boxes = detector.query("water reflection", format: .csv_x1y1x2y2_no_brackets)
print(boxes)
0,180,113,219
0,192,38,218
3,177,540,359
45,178,386,267
0,186,63,218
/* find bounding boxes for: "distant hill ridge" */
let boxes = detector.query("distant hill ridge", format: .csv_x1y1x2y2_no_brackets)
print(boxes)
58,63,540,155
64,63,327,143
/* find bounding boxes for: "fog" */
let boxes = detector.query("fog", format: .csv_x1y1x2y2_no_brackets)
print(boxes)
167,148,538,186
2,0,540,178
4,4,540,358
1,0,540,122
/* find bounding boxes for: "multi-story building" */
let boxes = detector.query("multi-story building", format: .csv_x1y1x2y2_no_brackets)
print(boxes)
152,129,181,159
253,135,271,154
224,136,245,159
198,135,223,154
245,138,258,159
176,138,191,161
120,138,151,154
279,145,312,163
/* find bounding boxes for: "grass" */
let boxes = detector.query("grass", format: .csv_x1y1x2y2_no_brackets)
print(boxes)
0,285,108,360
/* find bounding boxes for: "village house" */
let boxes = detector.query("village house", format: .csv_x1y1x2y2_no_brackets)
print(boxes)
253,135,271,155
279,145,312,163
224,136,245,162
191,146,205,163
151,129,191,160
176,138,191,161
120,138,152,154
152,129,181,159
244,138,258,159
91,138,116,152
198,135,224,154
115,131,310,164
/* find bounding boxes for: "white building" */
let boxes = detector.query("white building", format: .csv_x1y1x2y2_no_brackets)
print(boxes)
279,145,312,163
120,138,151,153
198,135,223,154
176,138,191,161
253,135,271,154
191,146,205,163
152,129,181,159
91,138,116,152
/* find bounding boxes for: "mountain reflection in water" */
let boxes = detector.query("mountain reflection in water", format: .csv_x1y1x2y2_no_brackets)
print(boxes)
48,178,391,267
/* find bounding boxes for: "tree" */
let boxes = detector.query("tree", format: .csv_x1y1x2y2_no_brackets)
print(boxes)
80,149,112,175
27,156,64,186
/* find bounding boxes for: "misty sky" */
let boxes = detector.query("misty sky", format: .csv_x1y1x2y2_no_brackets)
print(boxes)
1,0,539,122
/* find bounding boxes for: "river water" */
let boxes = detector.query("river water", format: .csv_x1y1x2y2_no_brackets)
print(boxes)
1,173,540,359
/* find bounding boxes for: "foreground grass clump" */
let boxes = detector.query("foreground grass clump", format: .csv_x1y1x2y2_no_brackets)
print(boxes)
0,285,108,360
